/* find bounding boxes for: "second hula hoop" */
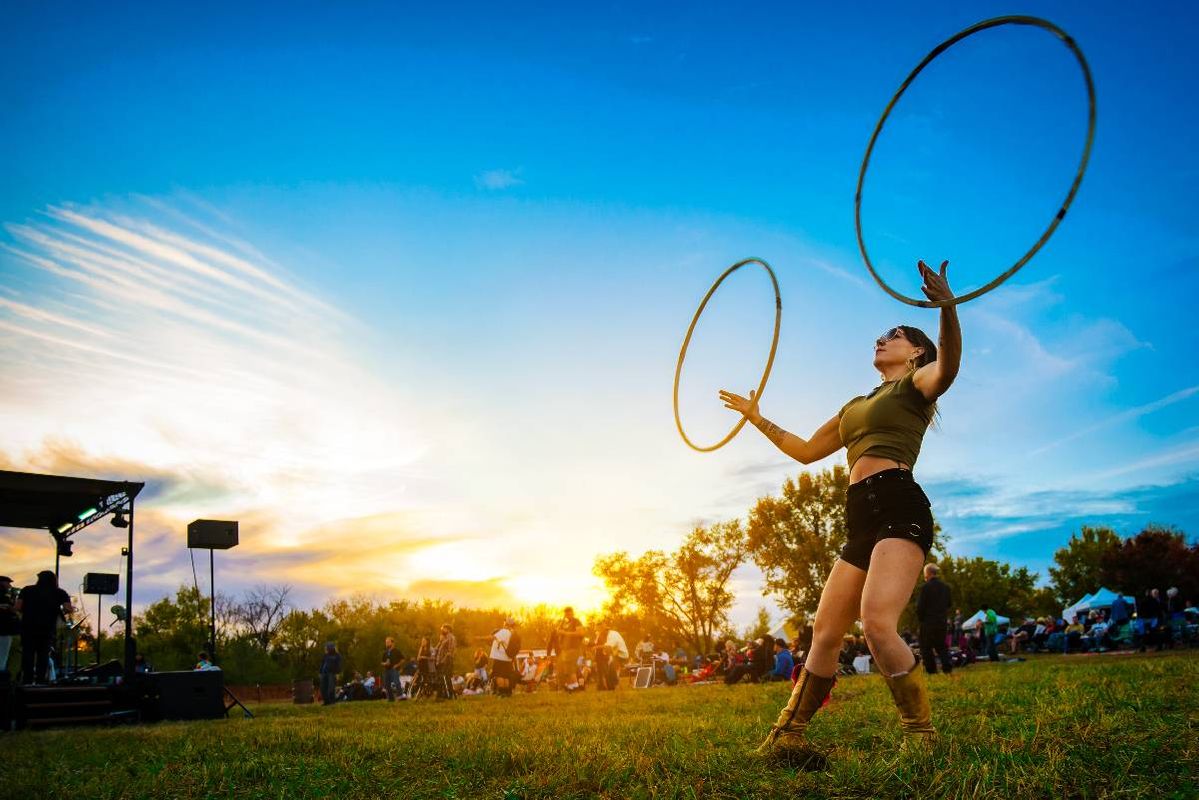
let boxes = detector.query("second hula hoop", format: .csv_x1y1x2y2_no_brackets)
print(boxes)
673,257,781,453
854,15,1096,308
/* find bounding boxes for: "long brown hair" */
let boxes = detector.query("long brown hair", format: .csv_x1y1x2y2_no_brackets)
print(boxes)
897,325,940,426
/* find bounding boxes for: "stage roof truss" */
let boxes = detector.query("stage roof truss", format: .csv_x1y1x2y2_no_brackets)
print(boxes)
54,489,135,540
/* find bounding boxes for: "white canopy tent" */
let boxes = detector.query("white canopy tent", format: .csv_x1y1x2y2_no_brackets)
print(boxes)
962,609,1011,629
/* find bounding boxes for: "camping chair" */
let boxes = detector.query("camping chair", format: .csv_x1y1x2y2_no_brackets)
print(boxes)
1108,622,1135,650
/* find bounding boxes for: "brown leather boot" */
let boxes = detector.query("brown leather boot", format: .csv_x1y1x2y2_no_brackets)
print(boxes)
881,667,935,746
755,668,835,769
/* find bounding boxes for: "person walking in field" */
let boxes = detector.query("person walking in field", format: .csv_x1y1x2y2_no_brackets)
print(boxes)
916,564,953,675
721,260,960,768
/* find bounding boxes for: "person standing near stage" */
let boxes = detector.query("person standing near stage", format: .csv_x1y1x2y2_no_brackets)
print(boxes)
915,564,952,674
555,607,583,692
381,636,403,701
0,576,18,675
435,623,457,699
14,570,73,684
319,641,342,705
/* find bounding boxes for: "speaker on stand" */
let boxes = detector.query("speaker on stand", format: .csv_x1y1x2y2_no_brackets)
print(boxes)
186,520,252,719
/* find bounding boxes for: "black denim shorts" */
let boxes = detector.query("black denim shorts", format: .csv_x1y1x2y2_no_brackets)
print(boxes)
841,468,934,570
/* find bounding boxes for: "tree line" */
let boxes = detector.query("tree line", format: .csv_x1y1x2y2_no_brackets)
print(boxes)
592,465,1198,652
87,466,1197,684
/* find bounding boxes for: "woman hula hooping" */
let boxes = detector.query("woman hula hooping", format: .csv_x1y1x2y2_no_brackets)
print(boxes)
719,258,961,768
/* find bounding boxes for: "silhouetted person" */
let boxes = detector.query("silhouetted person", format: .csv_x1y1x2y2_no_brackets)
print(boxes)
0,575,18,675
916,563,952,674
15,571,73,684
319,642,342,704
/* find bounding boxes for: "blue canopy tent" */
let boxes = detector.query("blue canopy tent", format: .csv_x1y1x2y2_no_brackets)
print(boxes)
1064,587,1136,621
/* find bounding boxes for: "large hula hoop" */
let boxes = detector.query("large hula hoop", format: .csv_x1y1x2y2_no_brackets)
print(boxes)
855,15,1096,308
673,258,781,452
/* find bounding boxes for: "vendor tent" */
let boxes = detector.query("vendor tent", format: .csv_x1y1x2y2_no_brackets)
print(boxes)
1064,587,1136,621
962,609,1010,629
1062,592,1094,623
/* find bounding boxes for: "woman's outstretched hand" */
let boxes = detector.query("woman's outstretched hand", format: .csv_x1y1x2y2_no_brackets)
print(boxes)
718,388,760,423
918,259,954,303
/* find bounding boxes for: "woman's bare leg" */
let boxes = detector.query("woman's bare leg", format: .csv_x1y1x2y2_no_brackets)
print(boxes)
804,558,868,677
860,538,925,675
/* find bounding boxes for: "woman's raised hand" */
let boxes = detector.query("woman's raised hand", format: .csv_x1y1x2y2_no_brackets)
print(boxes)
918,259,954,303
718,388,760,422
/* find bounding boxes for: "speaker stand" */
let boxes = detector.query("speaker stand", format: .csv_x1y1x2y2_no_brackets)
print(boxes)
224,686,254,719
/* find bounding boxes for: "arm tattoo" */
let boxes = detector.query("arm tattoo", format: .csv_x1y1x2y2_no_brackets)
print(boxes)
753,416,788,445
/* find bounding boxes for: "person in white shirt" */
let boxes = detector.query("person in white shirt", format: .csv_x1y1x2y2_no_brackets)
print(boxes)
489,617,519,696
604,629,630,661
596,627,630,690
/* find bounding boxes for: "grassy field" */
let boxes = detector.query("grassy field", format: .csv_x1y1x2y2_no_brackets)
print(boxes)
4,651,1196,799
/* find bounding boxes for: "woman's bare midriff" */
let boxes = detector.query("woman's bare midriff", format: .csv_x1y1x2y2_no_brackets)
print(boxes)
849,454,911,486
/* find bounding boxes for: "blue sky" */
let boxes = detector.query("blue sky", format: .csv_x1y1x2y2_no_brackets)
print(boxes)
1,1,1197,626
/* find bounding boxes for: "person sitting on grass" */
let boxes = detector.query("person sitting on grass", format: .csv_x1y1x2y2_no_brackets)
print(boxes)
770,639,794,682
724,642,757,685
1033,617,1053,650
1009,618,1035,654
1064,616,1085,651
750,637,773,681
687,657,717,684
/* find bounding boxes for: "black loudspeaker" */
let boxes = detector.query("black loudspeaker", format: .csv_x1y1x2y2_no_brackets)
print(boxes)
149,670,225,720
187,519,238,550
83,572,119,595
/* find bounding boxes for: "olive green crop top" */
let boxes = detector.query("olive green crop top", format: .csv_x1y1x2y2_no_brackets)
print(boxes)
838,369,934,471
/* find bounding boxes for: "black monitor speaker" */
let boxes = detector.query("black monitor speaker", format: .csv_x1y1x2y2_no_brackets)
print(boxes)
83,573,120,595
148,670,225,720
187,519,238,550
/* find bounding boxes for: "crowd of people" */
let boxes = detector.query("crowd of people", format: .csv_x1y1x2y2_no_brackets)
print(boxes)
910,566,1199,672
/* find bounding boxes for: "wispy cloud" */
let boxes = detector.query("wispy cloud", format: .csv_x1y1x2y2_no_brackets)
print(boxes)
1030,383,1199,455
0,198,449,606
474,168,525,190
1085,439,1199,483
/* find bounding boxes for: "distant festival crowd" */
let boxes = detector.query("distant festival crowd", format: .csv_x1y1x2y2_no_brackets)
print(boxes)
311,573,1198,702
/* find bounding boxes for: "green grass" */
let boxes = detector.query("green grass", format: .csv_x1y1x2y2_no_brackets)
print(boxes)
4,651,1197,799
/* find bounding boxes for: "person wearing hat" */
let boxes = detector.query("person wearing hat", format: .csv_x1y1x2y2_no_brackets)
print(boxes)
15,570,74,684
489,617,519,696
0,575,19,674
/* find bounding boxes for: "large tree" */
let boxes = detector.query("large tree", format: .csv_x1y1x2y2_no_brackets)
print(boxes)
236,584,293,650
745,465,849,618
594,520,747,655
1048,526,1122,605
136,585,215,671
1099,525,1199,601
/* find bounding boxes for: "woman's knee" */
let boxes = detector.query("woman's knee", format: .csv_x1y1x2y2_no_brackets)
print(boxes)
810,625,842,653
860,613,897,648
